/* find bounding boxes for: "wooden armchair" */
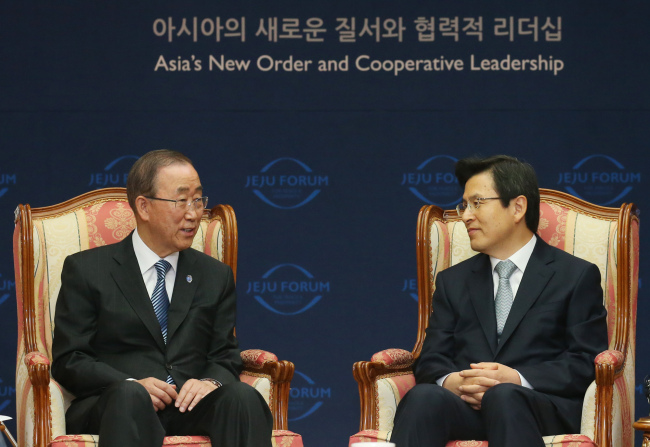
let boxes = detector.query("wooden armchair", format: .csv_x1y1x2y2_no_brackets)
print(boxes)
13,187,303,447
350,189,639,447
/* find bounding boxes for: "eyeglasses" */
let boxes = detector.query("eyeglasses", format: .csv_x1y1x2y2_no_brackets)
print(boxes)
456,197,500,215
145,196,208,211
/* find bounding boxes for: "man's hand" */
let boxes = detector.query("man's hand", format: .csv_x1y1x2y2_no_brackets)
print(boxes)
136,377,178,412
443,363,521,410
175,379,219,413
442,370,499,411
461,362,521,386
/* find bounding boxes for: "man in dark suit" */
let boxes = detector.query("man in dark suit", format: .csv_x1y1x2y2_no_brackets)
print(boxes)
52,150,273,447
390,155,608,447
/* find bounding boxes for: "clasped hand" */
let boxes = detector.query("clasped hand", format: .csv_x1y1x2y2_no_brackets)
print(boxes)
136,377,218,413
443,362,521,410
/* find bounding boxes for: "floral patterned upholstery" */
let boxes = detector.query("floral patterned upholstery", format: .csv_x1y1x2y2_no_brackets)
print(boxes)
47,432,304,447
14,189,302,447
351,189,639,447
349,431,595,447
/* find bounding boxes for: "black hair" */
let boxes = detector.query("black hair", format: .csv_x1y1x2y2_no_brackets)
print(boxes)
455,155,540,233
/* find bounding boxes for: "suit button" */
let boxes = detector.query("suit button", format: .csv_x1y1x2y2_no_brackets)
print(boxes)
166,364,173,370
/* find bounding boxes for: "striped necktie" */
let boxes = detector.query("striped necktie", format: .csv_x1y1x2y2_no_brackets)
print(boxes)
152,259,172,343
152,259,175,385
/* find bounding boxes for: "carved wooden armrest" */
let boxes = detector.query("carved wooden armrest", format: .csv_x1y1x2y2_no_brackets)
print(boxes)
355,349,415,383
25,351,50,367
594,349,626,391
241,349,279,369
594,349,625,371
370,349,415,369
240,349,294,431
24,351,53,447
353,349,415,431
25,351,51,387
240,349,294,383
354,349,415,391
593,349,626,447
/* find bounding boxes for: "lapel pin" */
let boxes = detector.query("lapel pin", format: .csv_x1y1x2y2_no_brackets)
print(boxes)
186,275,193,283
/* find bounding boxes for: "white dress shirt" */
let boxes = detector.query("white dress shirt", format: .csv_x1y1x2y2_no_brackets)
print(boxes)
132,228,179,302
437,234,538,389
489,234,537,302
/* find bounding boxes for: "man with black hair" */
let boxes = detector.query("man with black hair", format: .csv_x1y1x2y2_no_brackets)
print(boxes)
391,155,607,447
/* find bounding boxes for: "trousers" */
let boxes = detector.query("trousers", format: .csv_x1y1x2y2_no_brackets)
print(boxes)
390,383,575,447
66,381,273,447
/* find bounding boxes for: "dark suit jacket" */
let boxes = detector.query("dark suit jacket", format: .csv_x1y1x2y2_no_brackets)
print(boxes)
51,233,243,420
414,237,608,427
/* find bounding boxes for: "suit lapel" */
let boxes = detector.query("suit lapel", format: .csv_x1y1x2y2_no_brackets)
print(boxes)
111,235,166,351
167,249,198,342
496,238,555,355
468,254,499,355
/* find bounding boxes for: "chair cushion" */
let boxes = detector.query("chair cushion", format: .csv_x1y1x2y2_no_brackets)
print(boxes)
349,430,393,444
542,435,595,446
50,435,210,447
49,430,303,447
271,430,304,447
350,430,595,446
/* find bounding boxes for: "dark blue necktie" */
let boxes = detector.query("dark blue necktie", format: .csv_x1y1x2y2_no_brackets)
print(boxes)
152,259,175,385
152,259,172,343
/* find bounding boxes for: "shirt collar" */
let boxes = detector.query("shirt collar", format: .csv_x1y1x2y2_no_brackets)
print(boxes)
132,228,179,274
490,234,537,274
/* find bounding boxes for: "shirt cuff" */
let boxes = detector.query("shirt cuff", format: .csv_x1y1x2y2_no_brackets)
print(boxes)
437,371,533,389
517,370,533,389
436,373,451,387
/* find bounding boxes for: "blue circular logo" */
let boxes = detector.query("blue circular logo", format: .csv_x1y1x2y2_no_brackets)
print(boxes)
245,264,329,315
245,158,328,209
556,155,640,205
0,170,17,199
0,272,16,418
0,273,14,308
401,155,462,206
88,155,139,188
402,278,418,301
0,377,14,413
288,370,331,421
